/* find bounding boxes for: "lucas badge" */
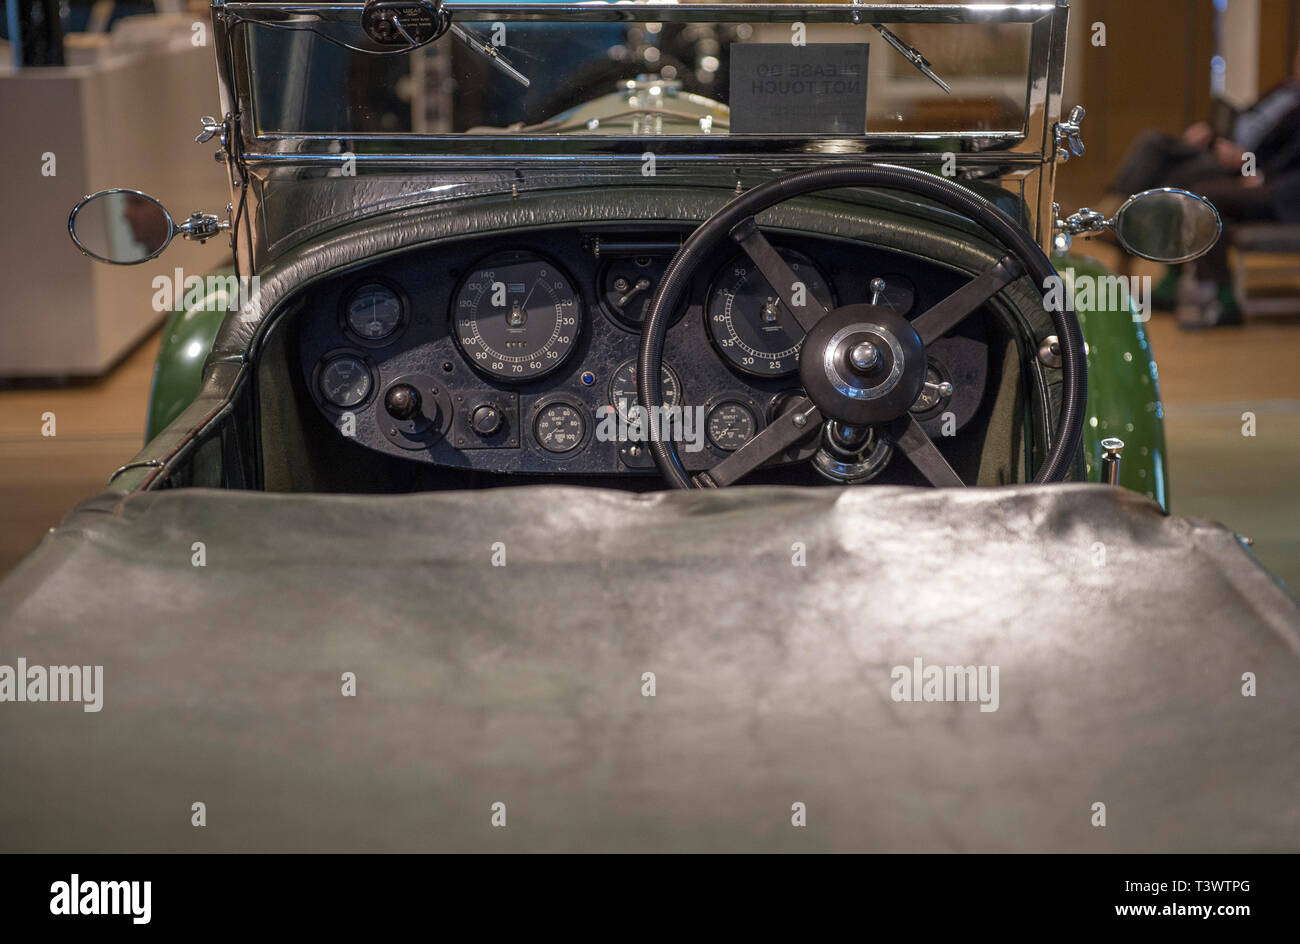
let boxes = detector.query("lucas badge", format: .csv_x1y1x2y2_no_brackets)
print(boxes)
729,43,869,135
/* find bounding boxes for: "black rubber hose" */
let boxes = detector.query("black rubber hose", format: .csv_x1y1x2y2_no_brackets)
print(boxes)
638,163,1086,489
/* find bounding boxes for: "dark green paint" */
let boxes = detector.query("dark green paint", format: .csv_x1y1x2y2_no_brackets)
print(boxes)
145,269,234,443
1056,252,1170,509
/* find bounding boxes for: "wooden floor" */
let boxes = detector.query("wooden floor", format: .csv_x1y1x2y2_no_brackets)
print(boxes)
1,312,1298,587
0,331,161,576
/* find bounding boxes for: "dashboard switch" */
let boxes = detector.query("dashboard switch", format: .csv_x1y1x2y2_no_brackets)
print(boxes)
384,384,422,420
470,403,504,437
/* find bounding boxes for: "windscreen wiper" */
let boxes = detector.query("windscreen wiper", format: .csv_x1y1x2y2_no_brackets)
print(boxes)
872,24,951,95
361,0,530,87
447,24,530,88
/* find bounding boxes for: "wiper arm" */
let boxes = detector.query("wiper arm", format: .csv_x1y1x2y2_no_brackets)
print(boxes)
872,24,951,95
373,3,530,88
448,24,530,89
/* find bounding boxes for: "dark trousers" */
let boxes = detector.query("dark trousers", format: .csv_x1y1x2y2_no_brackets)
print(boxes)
1188,177,1279,281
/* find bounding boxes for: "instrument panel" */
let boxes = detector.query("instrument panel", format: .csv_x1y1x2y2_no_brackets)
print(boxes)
296,226,989,479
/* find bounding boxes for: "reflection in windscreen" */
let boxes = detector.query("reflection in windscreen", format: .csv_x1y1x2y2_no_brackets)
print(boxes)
248,20,1031,136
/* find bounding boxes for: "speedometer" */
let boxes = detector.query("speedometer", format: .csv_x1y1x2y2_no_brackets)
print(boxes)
706,250,835,378
453,254,582,382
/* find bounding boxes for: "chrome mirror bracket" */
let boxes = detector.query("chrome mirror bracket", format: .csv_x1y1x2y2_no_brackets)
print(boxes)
1055,206,1112,237
175,211,231,245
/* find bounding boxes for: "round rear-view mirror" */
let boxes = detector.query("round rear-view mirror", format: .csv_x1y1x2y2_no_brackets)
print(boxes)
1112,188,1222,264
68,189,176,265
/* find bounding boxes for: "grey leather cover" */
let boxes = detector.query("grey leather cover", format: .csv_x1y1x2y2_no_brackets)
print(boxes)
1,484,1295,852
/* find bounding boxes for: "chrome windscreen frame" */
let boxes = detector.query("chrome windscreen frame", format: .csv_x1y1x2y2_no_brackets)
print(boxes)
209,0,1070,251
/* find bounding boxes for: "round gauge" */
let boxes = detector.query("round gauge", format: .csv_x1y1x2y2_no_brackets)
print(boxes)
607,358,679,423
870,273,917,316
318,354,373,408
345,282,404,342
706,400,758,451
706,250,835,377
534,401,587,454
452,255,582,382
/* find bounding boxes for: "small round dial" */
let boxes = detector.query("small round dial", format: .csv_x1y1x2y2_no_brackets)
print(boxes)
534,402,586,454
453,255,581,382
345,283,404,341
706,401,758,451
608,358,679,423
706,250,834,377
318,355,373,408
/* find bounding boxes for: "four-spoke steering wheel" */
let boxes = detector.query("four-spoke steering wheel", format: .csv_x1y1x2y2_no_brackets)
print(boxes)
637,164,1087,489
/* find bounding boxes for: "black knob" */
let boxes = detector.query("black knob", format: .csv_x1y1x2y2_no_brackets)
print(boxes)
384,384,421,420
471,403,503,436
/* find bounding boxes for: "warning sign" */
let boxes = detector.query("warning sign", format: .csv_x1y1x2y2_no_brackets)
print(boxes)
729,43,870,135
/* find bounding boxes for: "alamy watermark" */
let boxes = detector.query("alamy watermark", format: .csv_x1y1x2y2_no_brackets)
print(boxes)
1044,267,1151,322
890,657,999,712
50,875,150,924
595,402,707,453
151,269,260,314
0,658,103,712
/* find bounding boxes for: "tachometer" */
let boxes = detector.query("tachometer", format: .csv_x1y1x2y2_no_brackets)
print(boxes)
453,254,582,382
706,250,834,378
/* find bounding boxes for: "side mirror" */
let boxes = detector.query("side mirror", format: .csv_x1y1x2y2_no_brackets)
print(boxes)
1056,188,1222,264
69,189,230,265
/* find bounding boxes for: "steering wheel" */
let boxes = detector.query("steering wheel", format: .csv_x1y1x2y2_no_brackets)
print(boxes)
637,163,1087,489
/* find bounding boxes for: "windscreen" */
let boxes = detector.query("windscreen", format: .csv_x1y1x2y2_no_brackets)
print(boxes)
244,14,1034,138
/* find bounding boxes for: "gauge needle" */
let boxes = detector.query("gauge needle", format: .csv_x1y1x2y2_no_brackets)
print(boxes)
518,277,543,314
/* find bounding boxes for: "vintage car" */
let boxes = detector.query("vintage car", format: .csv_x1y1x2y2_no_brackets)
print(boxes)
2,1,1296,853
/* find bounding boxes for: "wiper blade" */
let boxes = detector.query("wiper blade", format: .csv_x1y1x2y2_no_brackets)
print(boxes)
872,24,951,95
448,24,530,88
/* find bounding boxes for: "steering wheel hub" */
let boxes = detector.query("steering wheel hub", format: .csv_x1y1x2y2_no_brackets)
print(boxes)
799,304,927,425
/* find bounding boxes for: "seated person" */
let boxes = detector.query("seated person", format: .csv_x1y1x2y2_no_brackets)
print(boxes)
1108,44,1300,327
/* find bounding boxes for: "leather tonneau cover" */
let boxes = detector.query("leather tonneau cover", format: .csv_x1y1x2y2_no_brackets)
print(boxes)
0,484,1296,852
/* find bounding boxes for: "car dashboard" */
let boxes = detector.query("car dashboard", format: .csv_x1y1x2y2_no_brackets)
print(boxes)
290,223,1000,487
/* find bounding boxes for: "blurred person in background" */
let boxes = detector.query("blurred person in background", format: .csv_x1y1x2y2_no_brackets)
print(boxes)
1107,42,1300,329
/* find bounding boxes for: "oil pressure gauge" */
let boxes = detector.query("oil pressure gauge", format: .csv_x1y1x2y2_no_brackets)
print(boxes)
706,399,758,451
533,398,589,454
